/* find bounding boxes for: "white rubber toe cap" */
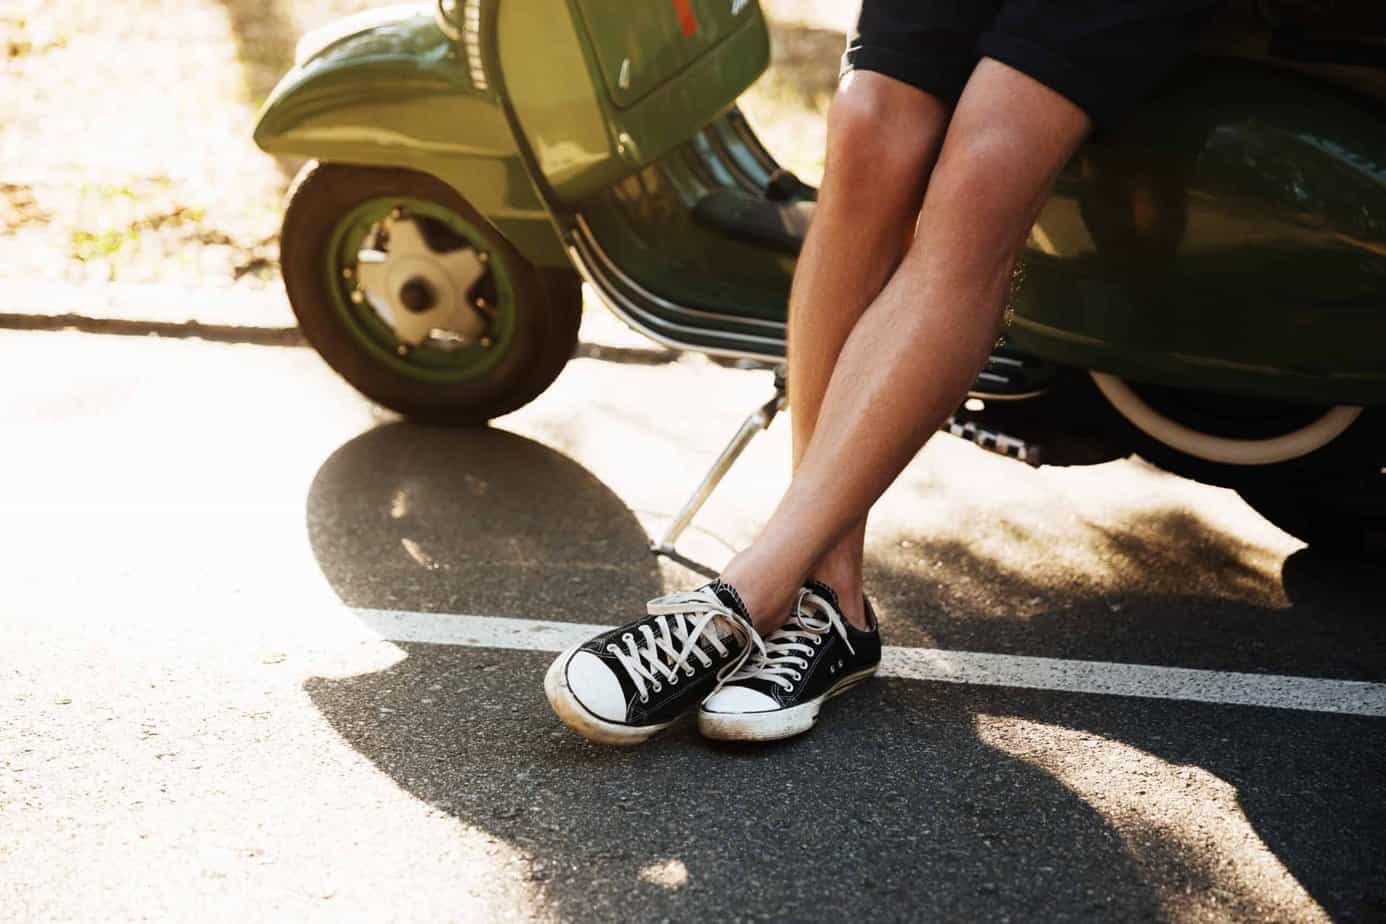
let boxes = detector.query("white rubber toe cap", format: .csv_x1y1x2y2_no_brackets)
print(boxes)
702,684,779,714
565,651,628,722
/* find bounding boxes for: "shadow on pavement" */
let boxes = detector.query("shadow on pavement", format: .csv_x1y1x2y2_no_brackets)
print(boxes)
302,423,1384,920
862,516,1386,921
306,422,662,618
866,507,1386,681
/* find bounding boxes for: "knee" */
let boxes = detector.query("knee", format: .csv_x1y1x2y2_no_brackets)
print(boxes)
822,77,944,203
934,126,1025,196
904,126,1049,270
927,121,1062,226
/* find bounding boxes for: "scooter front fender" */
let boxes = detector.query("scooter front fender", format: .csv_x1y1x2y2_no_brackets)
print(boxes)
1013,61,1386,406
253,5,566,266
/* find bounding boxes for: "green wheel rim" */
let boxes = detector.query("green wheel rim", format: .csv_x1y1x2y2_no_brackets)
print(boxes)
324,196,518,384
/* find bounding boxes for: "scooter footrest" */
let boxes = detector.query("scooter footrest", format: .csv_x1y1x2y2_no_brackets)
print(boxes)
971,341,1057,399
692,189,814,256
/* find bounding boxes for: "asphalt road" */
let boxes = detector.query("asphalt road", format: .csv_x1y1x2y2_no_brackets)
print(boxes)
3,322,1383,922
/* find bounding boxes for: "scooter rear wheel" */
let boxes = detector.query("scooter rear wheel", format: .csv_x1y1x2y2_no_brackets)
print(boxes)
1238,477,1386,555
280,162,580,425
1089,374,1385,552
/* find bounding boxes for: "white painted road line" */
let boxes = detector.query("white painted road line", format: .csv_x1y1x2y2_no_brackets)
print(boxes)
352,608,1386,718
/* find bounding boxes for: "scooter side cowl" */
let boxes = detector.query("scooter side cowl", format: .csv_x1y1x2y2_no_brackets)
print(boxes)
1012,61,1386,406
496,0,770,203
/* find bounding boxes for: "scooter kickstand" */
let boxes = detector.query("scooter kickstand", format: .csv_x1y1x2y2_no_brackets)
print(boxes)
651,367,786,560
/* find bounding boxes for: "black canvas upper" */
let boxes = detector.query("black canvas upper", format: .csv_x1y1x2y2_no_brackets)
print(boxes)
568,580,749,727
725,580,882,710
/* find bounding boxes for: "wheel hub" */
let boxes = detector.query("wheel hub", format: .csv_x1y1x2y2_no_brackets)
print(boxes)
355,215,489,347
398,277,436,313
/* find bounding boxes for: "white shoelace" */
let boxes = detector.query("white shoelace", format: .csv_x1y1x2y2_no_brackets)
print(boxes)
605,586,766,704
726,587,855,692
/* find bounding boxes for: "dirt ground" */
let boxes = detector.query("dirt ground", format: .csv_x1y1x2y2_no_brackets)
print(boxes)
0,0,848,291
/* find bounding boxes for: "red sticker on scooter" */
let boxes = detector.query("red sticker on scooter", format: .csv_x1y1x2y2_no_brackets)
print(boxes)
673,0,698,36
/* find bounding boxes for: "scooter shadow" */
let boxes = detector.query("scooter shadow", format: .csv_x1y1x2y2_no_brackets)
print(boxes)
305,421,665,619
298,421,1254,921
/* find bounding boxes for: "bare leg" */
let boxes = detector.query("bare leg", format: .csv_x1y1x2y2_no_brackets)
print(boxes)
788,72,950,629
723,59,1093,632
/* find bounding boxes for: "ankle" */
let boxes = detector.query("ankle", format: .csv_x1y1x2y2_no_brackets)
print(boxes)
719,557,801,636
810,569,867,630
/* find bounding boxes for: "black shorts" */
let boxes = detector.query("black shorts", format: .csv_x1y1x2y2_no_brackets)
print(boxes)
842,0,1221,128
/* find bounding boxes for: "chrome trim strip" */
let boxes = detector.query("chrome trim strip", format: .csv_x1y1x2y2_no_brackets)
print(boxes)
573,214,786,333
570,211,1046,400
571,229,1047,399
567,236,783,362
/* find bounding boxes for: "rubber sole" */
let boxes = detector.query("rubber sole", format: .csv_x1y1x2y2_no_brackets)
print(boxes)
696,666,878,742
543,645,674,746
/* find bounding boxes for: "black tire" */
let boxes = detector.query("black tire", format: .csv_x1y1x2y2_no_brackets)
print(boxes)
1238,475,1386,555
1088,378,1386,552
281,162,581,425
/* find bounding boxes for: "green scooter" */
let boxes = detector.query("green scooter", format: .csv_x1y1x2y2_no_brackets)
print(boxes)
255,0,1385,552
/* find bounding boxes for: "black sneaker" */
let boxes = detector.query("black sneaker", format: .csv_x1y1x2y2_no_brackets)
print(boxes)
544,580,765,745
698,580,880,742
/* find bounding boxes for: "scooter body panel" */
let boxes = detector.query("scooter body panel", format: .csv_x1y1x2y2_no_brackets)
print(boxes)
577,118,797,326
254,5,567,266
575,0,766,110
257,2,1386,407
1012,62,1386,406
494,1,615,201
497,0,769,202
570,56,1386,404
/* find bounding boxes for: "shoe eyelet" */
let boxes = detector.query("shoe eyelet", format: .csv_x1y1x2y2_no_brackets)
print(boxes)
670,675,679,685
684,666,695,677
606,644,619,655
791,671,802,680
640,694,649,703
652,682,663,693
622,632,634,642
